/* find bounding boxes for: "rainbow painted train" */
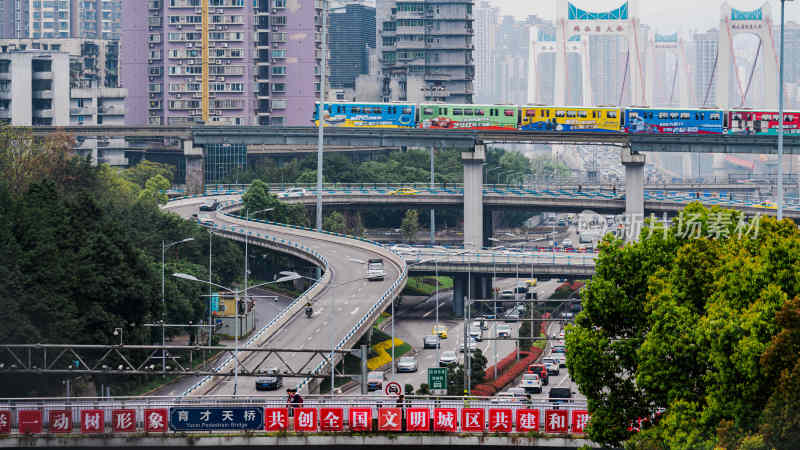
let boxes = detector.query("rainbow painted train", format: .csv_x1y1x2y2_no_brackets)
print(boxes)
313,102,800,136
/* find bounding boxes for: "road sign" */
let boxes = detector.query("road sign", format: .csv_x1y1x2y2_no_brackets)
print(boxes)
428,367,447,395
384,381,402,396
169,407,263,431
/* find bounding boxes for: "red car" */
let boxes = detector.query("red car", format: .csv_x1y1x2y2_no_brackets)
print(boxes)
527,364,549,385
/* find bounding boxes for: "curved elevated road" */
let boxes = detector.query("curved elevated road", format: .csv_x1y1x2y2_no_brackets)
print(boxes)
164,196,407,395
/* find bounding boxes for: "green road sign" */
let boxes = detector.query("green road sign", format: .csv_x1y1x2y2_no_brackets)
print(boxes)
428,367,447,392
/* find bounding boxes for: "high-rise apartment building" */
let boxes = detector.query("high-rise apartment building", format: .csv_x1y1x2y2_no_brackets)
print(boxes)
691,29,718,107
378,0,474,104
473,1,496,104
329,2,375,90
0,1,122,39
121,0,324,127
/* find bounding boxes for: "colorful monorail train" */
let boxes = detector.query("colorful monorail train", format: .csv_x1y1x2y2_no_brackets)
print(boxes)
313,102,800,136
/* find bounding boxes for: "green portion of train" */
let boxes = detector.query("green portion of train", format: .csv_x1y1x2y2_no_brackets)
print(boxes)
417,104,520,130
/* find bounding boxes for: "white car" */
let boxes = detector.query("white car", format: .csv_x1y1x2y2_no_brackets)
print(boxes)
459,338,479,353
390,244,417,255
500,289,514,299
497,324,512,338
562,238,573,248
558,329,565,339
520,373,543,394
277,187,306,199
542,357,561,376
439,350,458,367
469,325,482,341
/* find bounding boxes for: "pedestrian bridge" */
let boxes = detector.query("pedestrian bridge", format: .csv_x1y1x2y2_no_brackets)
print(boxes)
0,395,597,448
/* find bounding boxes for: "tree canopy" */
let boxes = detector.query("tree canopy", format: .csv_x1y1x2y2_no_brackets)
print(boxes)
567,203,800,449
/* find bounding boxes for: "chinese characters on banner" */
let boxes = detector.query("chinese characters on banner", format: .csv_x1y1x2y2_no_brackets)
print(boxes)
80,409,104,433
571,410,590,433
320,408,344,432
144,409,168,432
405,408,430,432
1,406,588,434
461,408,484,432
516,409,540,432
0,411,10,434
293,408,317,432
378,408,402,432
488,408,513,432
545,409,569,434
264,408,288,432
112,409,136,433
49,410,72,433
349,408,372,432
433,408,458,432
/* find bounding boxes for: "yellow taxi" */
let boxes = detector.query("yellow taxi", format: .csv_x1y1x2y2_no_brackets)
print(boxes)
388,187,419,196
754,200,777,209
525,279,537,288
432,324,448,339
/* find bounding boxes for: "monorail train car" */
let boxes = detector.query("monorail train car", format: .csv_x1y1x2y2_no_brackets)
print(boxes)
519,106,622,132
417,103,519,130
313,102,417,128
624,108,725,134
727,109,800,135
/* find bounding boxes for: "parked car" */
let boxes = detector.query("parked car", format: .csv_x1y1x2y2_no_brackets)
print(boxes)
497,324,512,338
255,368,283,391
396,356,418,373
423,335,440,349
520,373,543,394
527,363,549,385
439,350,458,367
367,371,385,392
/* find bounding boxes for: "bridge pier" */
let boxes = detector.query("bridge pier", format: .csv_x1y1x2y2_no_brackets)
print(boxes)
621,148,645,218
462,144,486,250
184,139,205,194
453,274,466,317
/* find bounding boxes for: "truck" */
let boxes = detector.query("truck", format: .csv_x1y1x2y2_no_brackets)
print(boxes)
367,258,385,281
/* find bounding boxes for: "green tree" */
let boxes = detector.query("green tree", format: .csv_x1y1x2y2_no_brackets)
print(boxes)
568,204,800,448
323,211,347,234
530,155,571,179
138,174,170,205
401,209,420,242
241,179,309,227
122,160,175,188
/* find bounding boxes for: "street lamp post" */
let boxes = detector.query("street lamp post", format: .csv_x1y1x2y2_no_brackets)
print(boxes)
161,237,194,374
316,0,328,233
778,0,793,221
173,272,300,396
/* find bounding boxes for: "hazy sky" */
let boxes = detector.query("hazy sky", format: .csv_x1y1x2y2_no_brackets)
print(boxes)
488,0,800,34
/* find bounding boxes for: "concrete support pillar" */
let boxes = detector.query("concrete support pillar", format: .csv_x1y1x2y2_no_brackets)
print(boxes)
453,274,466,317
462,144,486,250
483,210,493,249
184,139,205,194
621,148,646,217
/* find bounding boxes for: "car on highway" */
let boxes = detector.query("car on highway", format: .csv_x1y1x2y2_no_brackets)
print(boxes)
459,338,479,353
562,238,573,248
504,310,520,322
552,344,566,354
469,325,482,341
542,357,561,376
548,387,573,404
199,200,219,211
497,324,512,338
255,368,283,391
558,329,565,339
500,289,514,299
439,350,458,367
432,324,448,339
390,244,418,255
367,371,385,392
520,373,543,394
527,363,549,385
476,318,490,330
277,187,307,199
552,354,567,368
388,187,418,196
396,356,418,372
423,335,440,349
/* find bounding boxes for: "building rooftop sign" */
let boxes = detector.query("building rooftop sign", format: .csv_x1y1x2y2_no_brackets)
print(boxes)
567,2,629,21
731,8,763,21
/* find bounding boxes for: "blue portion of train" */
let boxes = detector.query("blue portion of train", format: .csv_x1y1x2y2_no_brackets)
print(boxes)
624,108,725,134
